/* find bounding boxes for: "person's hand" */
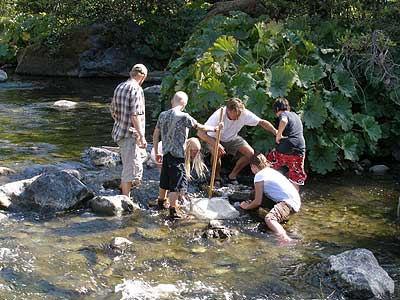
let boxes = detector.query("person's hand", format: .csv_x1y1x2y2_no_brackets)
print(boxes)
240,200,253,210
217,143,226,156
155,154,162,164
217,121,224,131
138,136,147,149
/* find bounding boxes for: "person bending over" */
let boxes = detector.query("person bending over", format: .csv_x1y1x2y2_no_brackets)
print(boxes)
240,153,301,242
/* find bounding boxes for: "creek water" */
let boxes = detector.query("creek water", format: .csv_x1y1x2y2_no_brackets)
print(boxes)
0,72,399,299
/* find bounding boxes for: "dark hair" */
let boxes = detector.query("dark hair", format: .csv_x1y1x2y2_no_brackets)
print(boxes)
250,152,271,169
226,97,245,113
273,98,291,113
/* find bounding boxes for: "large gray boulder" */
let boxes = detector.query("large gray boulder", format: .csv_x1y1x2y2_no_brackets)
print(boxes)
18,171,93,212
89,195,139,216
0,176,40,202
0,69,7,82
327,248,394,299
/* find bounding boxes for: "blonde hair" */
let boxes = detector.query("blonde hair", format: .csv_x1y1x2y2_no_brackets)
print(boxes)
185,137,208,181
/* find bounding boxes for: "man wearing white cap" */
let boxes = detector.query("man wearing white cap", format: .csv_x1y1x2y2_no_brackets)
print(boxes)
110,64,148,197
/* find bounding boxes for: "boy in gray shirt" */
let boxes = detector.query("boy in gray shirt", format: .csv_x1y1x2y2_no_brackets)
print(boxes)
152,91,222,219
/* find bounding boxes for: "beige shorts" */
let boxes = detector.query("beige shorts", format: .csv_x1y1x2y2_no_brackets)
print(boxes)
117,136,144,183
208,136,249,156
265,201,293,223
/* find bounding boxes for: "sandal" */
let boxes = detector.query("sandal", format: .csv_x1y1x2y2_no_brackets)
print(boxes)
148,198,169,210
227,177,239,185
168,207,193,220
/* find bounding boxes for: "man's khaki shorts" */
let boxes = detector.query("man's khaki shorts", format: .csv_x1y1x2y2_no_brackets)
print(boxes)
208,136,250,156
117,136,143,183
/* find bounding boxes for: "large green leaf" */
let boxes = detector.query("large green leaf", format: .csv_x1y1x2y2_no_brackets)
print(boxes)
324,91,353,130
210,35,237,57
246,88,269,117
302,91,327,129
341,133,359,161
353,113,382,142
332,69,357,97
309,144,337,174
268,66,295,98
296,64,326,88
230,73,257,98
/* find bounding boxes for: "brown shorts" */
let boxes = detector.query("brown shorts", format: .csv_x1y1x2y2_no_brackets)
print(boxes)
265,201,293,223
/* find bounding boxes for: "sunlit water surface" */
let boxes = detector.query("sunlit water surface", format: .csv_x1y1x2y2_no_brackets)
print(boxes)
0,73,399,299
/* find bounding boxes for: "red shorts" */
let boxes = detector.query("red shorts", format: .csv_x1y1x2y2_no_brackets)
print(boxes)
267,149,307,185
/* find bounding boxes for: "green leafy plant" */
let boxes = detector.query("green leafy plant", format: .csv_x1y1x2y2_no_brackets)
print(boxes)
161,12,400,174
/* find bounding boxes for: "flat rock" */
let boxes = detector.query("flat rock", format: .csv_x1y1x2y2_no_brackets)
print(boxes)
189,197,240,220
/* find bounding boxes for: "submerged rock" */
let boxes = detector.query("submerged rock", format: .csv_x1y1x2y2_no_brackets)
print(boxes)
109,237,133,254
327,248,394,299
53,100,78,108
89,195,139,216
202,220,239,239
369,165,389,175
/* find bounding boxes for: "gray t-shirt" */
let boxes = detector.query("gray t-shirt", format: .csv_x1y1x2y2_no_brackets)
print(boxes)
276,111,306,155
156,108,197,158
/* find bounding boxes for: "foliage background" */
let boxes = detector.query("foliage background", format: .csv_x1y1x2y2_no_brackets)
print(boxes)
1,0,400,174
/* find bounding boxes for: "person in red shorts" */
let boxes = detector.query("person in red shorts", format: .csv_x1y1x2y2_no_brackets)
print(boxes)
267,98,307,191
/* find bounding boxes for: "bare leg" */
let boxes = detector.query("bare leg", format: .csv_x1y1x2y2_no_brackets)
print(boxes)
121,181,132,197
229,144,254,180
265,216,292,242
158,188,168,199
169,192,179,209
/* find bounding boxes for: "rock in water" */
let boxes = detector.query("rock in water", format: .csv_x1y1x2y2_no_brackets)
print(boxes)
189,197,240,220
0,69,7,82
327,248,394,299
53,100,78,108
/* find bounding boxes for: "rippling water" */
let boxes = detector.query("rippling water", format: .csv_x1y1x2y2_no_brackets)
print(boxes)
0,72,399,299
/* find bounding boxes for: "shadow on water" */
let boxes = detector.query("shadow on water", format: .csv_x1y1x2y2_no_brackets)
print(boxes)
0,74,399,299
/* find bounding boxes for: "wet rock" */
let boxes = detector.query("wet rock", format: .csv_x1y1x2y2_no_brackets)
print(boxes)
0,176,40,201
18,171,93,212
89,195,139,216
0,69,7,82
0,167,16,176
228,190,252,202
53,100,78,108
22,163,84,179
109,237,133,254
360,159,372,169
202,220,239,239
85,146,121,166
190,197,240,220
369,165,389,175
102,178,120,190
0,192,12,209
327,248,394,299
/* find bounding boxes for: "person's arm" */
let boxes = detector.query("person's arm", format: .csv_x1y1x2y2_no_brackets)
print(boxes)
152,127,162,163
196,122,223,133
276,116,288,144
196,125,226,156
259,119,278,136
240,181,264,210
131,114,147,148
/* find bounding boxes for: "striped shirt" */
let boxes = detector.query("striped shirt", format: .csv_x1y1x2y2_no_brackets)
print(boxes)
110,79,145,142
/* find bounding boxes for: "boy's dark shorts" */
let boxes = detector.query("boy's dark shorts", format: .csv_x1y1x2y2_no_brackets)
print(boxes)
160,153,188,192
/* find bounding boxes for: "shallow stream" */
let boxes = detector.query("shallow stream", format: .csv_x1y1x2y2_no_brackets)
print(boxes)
0,72,399,299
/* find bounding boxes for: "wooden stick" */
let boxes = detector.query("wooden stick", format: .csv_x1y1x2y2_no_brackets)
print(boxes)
209,107,224,198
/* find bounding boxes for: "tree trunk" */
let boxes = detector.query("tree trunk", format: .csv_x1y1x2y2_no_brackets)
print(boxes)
206,0,267,18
